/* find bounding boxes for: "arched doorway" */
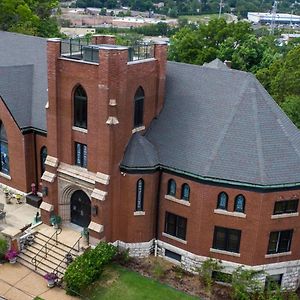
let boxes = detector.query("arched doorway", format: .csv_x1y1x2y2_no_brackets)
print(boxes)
70,190,91,227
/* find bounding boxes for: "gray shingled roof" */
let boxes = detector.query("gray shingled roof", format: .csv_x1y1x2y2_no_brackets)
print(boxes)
122,61,300,187
0,31,47,131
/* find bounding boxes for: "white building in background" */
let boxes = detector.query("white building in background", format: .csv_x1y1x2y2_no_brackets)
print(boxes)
248,12,300,24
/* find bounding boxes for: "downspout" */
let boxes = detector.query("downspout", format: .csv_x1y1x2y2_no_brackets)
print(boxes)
154,169,162,256
33,132,38,189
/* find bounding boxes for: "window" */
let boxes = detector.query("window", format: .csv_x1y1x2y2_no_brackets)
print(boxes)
40,146,47,174
165,249,181,262
234,194,245,213
212,271,232,284
74,85,87,129
265,274,283,290
181,183,190,201
75,142,87,168
136,178,144,211
273,199,298,215
133,86,144,128
217,192,228,210
0,123,9,175
167,179,176,197
212,226,241,253
267,230,293,254
165,212,187,240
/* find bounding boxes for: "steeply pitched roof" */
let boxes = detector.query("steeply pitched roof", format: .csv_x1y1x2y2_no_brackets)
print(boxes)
0,31,47,131
122,61,300,188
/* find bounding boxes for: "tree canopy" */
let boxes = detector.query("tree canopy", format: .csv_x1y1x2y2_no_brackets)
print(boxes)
0,0,60,37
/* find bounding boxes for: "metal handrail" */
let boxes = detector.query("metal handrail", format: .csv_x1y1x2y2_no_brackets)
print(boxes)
53,235,82,280
31,228,62,270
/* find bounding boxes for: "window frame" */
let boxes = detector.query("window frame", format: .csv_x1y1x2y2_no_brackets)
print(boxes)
0,123,9,175
212,226,241,253
133,86,144,128
75,142,88,168
181,183,190,201
217,192,228,210
234,194,246,213
73,85,88,129
164,212,187,240
267,230,293,254
273,199,299,215
40,146,47,175
167,179,176,197
135,178,144,212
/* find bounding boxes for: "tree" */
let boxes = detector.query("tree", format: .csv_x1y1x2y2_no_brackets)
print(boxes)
280,95,300,129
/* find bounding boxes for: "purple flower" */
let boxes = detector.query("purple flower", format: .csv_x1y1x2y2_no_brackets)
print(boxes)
5,249,18,260
44,273,58,281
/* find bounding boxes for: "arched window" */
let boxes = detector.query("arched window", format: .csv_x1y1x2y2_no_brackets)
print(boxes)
167,179,176,197
217,192,228,210
181,184,190,201
40,146,47,174
74,85,87,129
134,86,144,128
136,178,144,211
0,123,9,175
234,194,245,213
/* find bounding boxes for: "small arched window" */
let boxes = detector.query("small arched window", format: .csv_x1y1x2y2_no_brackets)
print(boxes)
74,85,87,129
217,192,228,210
181,184,190,201
136,178,144,211
40,146,47,175
234,194,246,213
167,179,176,197
133,86,144,128
0,123,9,175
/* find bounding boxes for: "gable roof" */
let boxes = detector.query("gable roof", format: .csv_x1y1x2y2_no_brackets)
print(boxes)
0,31,47,132
122,61,300,188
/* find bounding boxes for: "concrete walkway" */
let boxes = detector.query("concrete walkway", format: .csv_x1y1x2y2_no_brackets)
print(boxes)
0,263,77,300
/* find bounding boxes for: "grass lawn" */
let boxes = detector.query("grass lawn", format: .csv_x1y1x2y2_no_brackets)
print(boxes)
83,264,198,300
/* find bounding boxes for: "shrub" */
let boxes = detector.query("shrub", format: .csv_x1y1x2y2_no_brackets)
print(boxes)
152,260,166,280
64,242,117,296
0,238,7,260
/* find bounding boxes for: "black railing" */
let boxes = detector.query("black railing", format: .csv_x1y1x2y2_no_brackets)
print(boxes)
128,43,155,62
31,228,62,270
60,38,155,63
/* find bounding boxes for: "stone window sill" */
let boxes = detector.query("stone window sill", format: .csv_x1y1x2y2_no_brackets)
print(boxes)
165,195,190,206
210,248,241,257
271,212,299,219
214,209,246,218
132,126,145,134
265,251,292,258
162,232,187,244
0,172,11,180
134,211,145,216
72,126,88,134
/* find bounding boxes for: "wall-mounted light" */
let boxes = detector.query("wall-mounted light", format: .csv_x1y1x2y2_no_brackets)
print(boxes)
92,205,98,217
42,186,48,197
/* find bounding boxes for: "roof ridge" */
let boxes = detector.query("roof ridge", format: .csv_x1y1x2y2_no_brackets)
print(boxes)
203,73,253,175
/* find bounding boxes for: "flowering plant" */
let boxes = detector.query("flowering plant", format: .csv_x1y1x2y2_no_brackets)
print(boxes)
44,272,58,281
5,249,18,260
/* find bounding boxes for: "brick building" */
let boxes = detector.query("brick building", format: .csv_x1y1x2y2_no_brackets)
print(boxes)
1,31,300,289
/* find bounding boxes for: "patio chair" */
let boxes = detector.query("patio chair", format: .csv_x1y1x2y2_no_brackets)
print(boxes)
0,211,6,223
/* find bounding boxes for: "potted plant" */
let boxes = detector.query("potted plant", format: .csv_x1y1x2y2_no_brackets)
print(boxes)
50,215,62,229
3,188,10,204
43,272,58,287
5,249,18,264
81,227,89,247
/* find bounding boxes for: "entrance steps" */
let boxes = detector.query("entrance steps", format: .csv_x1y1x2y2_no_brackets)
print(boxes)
18,231,81,280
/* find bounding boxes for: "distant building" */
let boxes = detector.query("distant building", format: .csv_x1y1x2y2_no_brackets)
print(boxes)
61,27,96,38
248,12,300,24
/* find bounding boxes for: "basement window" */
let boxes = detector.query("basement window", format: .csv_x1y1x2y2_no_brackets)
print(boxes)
165,249,181,262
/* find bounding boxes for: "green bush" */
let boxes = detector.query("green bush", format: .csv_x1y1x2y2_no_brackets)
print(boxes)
64,242,117,296
0,238,7,260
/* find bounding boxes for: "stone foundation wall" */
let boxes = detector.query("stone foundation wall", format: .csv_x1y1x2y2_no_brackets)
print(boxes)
113,239,154,257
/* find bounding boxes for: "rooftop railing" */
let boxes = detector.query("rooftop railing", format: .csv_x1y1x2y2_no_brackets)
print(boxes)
60,38,155,63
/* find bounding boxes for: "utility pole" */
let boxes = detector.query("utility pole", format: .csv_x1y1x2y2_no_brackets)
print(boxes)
219,0,224,19
270,1,278,34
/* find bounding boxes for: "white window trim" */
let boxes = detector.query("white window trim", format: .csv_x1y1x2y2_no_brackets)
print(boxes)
162,232,187,244
72,126,88,134
0,172,11,180
271,212,299,219
210,248,241,257
165,195,190,206
214,209,246,218
265,251,292,258
134,211,145,216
